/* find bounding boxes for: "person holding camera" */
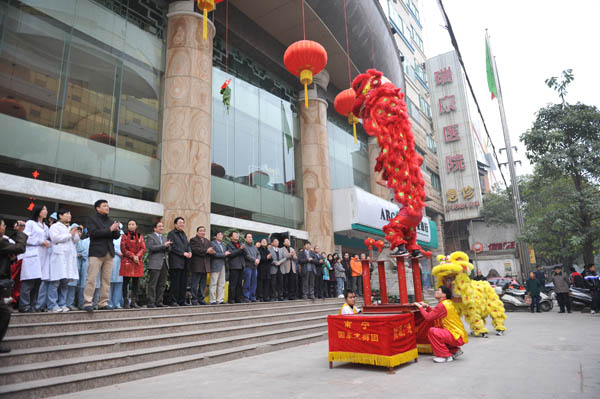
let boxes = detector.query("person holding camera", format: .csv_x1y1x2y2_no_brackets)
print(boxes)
1,218,28,353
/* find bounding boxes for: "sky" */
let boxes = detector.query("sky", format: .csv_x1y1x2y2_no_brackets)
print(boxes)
421,0,600,179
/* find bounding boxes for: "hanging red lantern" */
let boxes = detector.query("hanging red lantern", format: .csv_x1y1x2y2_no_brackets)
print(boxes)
283,40,327,108
334,88,359,143
374,240,385,252
364,237,376,250
196,0,224,40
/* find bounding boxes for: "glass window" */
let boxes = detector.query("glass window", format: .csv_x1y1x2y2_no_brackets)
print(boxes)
328,113,370,192
419,96,432,118
406,0,421,24
389,6,406,36
416,147,427,171
430,171,441,191
427,134,437,153
211,66,303,230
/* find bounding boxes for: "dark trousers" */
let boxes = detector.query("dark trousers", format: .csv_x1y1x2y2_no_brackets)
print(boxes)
530,294,541,312
147,265,168,305
190,272,208,304
282,272,290,299
314,273,323,298
271,270,283,300
302,270,315,298
228,269,244,303
170,267,188,305
352,276,363,296
286,272,298,299
258,276,271,301
122,277,139,301
0,303,9,345
591,290,600,312
556,292,572,312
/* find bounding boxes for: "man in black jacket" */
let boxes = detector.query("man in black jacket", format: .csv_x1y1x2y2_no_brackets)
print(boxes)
167,217,192,306
84,200,120,312
226,231,245,304
0,219,27,353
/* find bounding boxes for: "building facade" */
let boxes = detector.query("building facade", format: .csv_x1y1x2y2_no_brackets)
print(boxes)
0,0,440,260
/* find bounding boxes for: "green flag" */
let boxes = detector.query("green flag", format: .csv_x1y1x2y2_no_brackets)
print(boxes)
485,34,498,100
281,101,293,153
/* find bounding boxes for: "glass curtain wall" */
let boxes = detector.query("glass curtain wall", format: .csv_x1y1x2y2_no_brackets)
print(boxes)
0,0,164,202
328,110,370,192
211,66,304,230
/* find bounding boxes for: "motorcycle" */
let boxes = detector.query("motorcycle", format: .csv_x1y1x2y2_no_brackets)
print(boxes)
501,288,553,312
569,287,593,311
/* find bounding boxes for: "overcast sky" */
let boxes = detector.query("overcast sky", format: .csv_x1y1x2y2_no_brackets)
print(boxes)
421,0,600,179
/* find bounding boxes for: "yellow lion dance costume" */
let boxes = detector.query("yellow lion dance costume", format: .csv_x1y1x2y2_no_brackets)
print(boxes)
432,251,506,337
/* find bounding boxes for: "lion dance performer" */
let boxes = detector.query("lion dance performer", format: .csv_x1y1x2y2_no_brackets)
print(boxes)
432,251,507,337
352,69,430,258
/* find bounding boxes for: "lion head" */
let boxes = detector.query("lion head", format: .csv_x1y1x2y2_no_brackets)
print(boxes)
432,252,474,299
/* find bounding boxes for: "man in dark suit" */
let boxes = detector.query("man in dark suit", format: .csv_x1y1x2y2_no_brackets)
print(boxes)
189,226,213,305
298,242,317,299
84,199,120,312
209,232,229,304
145,221,171,308
314,245,324,299
226,231,245,304
167,217,192,306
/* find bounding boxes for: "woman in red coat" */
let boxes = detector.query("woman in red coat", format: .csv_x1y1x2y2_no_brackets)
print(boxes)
120,220,146,308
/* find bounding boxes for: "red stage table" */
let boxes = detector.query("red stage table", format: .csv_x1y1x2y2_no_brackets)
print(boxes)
327,313,418,371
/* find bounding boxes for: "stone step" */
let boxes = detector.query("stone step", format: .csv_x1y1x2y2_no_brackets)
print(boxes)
1,318,327,365
10,298,344,324
0,322,326,385
0,331,328,399
5,315,327,350
6,304,339,336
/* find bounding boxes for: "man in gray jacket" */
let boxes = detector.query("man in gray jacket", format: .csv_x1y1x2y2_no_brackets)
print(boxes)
145,221,171,308
209,232,229,305
242,233,260,302
269,238,284,301
281,238,297,300
552,266,571,313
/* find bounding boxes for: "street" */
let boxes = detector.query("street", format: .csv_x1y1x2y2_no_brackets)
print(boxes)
56,309,600,399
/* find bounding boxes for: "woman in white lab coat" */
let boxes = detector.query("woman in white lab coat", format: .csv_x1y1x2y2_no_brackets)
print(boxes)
18,204,50,313
48,209,80,312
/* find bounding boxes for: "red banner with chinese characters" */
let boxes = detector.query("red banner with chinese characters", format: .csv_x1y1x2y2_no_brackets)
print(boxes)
413,310,436,354
328,313,417,368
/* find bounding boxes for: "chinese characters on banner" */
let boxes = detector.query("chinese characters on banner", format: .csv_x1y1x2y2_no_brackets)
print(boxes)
426,51,483,220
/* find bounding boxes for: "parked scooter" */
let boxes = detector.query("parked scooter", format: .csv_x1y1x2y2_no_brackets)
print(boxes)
570,287,593,311
501,288,553,312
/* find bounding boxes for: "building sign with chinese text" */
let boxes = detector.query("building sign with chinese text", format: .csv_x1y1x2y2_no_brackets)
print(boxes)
426,51,483,221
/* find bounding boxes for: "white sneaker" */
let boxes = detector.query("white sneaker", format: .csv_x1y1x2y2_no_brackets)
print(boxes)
591,311,596,314
452,349,463,359
61,307,70,312
50,307,63,313
433,356,453,363
338,294,344,299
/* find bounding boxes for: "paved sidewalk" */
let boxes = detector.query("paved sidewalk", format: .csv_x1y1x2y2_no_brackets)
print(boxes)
57,310,600,399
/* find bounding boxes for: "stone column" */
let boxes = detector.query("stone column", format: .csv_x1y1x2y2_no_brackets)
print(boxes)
368,137,391,201
299,70,334,254
160,1,214,237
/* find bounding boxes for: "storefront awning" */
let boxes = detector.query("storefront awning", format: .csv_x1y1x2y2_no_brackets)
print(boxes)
332,187,438,249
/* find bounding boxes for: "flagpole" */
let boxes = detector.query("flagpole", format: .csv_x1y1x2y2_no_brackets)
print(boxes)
486,31,530,280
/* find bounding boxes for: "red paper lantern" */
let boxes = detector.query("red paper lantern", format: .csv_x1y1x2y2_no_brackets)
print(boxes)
334,88,359,143
283,40,327,108
364,237,376,250
375,240,385,252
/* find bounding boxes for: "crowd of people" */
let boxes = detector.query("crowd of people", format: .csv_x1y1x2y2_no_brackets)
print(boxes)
2,199,377,315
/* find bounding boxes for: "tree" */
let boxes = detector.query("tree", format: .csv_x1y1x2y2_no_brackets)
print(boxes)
480,185,516,226
520,70,600,264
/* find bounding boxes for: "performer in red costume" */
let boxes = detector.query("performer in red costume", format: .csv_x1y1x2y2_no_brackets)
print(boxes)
352,69,431,258
415,285,468,363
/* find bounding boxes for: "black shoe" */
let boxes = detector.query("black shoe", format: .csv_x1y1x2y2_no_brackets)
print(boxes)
180,302,191,306
567,311,572,313
169,303,179,307
251,299,258,302
536,311,541,313
99,305,114,311
390,245,409,257
242,299,250,303
0,344,11,354
558,311,565,313
84,306,93,313
18,307,32,313
191,301,199,306
411,250,424,259
156,303,166,308
147,304,156,308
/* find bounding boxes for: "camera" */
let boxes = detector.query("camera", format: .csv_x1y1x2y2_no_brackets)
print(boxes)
0,279,14,299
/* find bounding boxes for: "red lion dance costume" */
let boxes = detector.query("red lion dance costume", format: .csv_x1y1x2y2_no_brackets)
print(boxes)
352,69,431,258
